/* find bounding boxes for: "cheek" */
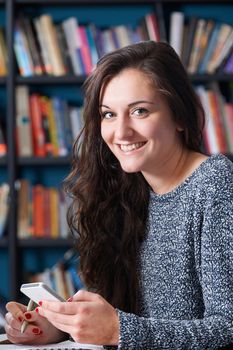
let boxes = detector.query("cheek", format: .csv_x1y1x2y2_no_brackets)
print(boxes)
100,124,108,142
101,124,112,147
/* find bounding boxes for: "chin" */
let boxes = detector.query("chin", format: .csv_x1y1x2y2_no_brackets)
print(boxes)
120,162,142,173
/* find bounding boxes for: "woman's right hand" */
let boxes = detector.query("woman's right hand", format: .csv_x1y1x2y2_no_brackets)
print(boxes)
5,301,68,345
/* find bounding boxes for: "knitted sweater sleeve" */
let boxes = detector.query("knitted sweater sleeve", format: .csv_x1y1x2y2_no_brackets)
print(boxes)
116,181,233,349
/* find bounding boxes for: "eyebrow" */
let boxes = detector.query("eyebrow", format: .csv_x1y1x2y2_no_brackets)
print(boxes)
99,100,158,109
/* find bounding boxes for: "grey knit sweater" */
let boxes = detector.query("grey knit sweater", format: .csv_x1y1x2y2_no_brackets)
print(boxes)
117,154,233,349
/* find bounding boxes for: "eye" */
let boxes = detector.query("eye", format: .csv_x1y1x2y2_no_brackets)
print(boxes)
132,108,148,117
101,111,114,119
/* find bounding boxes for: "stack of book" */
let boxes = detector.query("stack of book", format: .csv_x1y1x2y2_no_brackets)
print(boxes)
169,12,233,74
14,12,160,77
16,86,83,157
196,83,233,155
16,179,71,239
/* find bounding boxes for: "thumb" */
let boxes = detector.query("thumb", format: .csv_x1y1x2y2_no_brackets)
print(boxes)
6,301,27,322
71,290,103,302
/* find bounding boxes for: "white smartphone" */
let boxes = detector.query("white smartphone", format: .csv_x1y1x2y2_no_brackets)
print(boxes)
20,282,65,304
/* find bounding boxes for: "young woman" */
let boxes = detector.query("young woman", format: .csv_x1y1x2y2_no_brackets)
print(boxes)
5,41,233,349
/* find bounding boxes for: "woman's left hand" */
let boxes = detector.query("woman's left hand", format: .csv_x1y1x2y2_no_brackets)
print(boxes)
37,290,119,346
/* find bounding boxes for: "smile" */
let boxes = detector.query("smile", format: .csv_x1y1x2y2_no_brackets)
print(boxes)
119,142,147,152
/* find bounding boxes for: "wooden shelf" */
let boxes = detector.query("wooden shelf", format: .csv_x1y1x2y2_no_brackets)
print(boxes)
18,237,75,247
15,0,233,4
190,74,233,83
15,74,233,86
15,0,159,5
16,75,86,85
17,156,71,166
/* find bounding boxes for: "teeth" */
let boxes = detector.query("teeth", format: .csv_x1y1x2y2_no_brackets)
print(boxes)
120,142,145,152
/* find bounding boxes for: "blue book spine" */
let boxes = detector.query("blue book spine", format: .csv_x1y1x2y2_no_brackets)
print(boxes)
198,23,221,73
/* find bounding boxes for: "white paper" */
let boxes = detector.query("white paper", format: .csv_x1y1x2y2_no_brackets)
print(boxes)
0,336,103,350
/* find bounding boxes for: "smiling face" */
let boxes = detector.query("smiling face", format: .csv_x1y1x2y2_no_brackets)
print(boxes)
100,68,184,175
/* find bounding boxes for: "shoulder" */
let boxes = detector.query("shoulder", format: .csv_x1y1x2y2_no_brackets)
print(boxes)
194,154,233,197
197,154,233,190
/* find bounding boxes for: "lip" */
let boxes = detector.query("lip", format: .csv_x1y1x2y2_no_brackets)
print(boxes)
116,141,147,154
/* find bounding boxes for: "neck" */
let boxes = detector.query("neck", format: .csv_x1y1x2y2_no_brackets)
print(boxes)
142,146,192,195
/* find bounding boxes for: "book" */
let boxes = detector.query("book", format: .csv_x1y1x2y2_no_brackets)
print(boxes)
18,16,44,75
207,87,228,154
62,17,85,76
49,187,59,239
187,18,206,74
0,122,6,157
199,23,221,73
85,24,100,68
223,103,233,153
32,185,45,237
206,24,232,73
0,183,9,238
14,21,34,77
0,28,7,76
46,98,59,156
16,86,33,157
52,97,69,156
69,107,84,142
39,96,54,156
17,179,31,239
29,94,46,157
39,15,66,76
145,12,160,42
223,49,233,73
113,25,132,50
181,17,198,68
78,25,93,75
169,12,184,57
33,17,53,75
196,19,215,72
55,24,74,75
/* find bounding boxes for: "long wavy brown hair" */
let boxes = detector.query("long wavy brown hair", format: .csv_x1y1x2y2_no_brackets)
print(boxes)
64,41,205,314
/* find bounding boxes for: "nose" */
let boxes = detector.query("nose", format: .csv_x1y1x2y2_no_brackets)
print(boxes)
114,116,134,140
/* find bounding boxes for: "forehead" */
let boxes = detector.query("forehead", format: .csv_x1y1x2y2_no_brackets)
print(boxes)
100,68,158,104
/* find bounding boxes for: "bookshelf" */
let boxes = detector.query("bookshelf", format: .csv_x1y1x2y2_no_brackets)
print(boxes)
0,0,232,301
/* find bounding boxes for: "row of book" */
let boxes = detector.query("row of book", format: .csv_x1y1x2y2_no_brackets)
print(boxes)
17,179,71,240
14,12,159,77
0,183,9,238
11,84,233,159
26,249,83,300
169,12,233,74
196,83,233,155
16,86,84,157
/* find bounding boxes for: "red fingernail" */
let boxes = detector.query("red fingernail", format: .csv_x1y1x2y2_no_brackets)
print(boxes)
38,301,42,306
67,297,73,302
25,313,32,320
32,328,40,334
35,307,39,313
18,317,22,322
